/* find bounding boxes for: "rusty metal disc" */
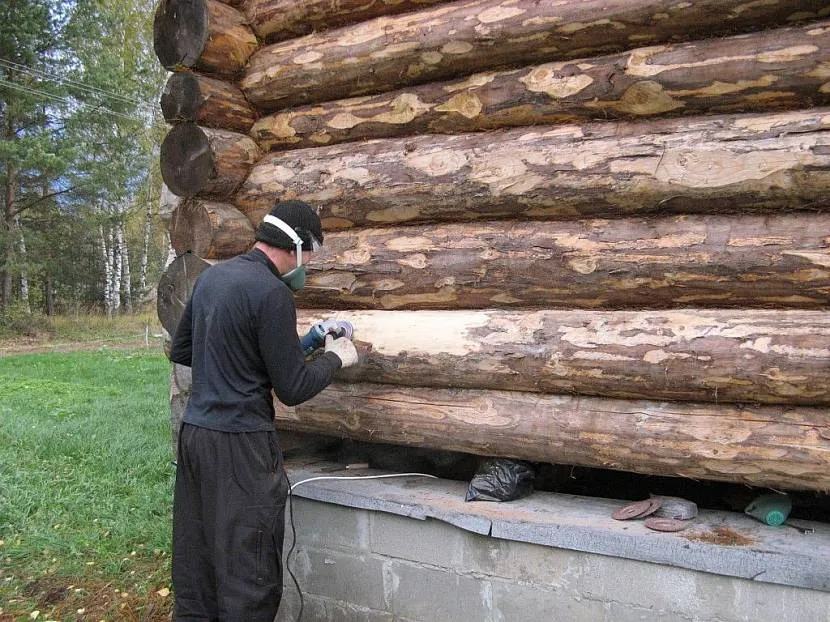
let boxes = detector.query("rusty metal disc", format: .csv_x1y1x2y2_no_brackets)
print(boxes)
612,498,662,521
644,517,688,532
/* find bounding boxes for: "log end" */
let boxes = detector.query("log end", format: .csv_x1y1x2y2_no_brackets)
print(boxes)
157,253,212,335
161,123,214,198
153,0,209,70
171,199,255,259
170,199,210,257
161,72,202,123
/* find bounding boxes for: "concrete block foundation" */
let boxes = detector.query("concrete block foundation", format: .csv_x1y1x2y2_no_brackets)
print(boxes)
276,461,830,622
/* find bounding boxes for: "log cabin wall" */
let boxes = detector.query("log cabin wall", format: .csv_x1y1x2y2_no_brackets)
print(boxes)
154,0,830,492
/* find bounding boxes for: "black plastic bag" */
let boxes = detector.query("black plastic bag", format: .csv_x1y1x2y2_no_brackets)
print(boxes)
465,459,536,502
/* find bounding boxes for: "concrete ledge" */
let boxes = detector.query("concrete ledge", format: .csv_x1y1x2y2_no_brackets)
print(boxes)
284,458,830,593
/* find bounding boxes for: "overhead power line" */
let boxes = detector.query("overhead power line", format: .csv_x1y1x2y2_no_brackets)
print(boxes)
0,77,148,123
0,57,157,113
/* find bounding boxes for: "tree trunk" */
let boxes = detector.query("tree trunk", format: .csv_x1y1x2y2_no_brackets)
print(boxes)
119,222,132,313
275,382,830,492
99,224,114,317
157,252,215,335
13,213,29,314
44,276,54,317
2,161,16,310
163,232,177,269
161,123,261,199
295,214,830,311
153,0,257,77
170,199,255,259
240,0,828,110
251,21,830,152
139,195,153,298
297,309,830,406
237,109,830,230
246,0,454,43
111,224,122,315
161,72,256,133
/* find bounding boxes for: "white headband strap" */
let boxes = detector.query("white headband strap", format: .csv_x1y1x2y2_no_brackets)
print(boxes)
263,215,302,247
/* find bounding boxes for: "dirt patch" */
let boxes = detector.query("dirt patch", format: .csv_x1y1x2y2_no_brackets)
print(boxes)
2,565,172,621
22,576,69,606
682,525,757,546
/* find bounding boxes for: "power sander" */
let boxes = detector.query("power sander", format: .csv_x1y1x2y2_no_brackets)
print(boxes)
300,319,354,356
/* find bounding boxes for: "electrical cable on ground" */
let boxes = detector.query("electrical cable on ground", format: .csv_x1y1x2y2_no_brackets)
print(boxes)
285,472,439,622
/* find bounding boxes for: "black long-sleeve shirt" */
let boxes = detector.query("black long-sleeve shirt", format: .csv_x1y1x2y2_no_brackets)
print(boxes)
169,249,341,432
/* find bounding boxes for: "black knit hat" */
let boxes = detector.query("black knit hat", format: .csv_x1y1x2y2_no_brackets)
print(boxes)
255,200,323,251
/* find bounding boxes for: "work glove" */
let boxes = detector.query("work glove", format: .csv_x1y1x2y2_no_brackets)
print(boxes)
325,334,359,368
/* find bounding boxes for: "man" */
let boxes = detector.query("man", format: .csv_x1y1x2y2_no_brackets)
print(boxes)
169,199,358,621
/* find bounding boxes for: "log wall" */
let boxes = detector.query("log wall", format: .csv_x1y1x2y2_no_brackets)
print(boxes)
154,0,830,491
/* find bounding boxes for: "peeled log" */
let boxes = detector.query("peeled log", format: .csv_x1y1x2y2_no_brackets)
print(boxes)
153,0,257,76
170,200,254,259
296,309,830,406
296,214,830,311
161,123,261,199
161,73,256,133
237,109,830,229
157,253,214,335
274,382,830,491
251,21,830,152
240,0,829,110
246,0,453,43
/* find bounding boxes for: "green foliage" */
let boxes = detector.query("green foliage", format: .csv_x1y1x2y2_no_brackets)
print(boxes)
1,0,169,315
0,349,173,614
0,302,50,337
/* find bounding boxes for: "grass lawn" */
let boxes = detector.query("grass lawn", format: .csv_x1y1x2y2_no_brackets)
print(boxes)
0,310,165,356
0,348,174,621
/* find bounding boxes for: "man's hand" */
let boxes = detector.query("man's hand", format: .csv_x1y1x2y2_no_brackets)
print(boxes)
324,334,359,368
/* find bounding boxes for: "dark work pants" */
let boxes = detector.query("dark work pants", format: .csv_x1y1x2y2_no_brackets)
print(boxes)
173,423,288,621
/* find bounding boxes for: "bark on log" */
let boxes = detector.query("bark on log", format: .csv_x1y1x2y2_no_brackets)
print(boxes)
161,73,256,133
237,109,830,229
246,0,454,43
296,309,830,406
170,363,192,460
161,123,261,199
153,0,257,77
250,21,830,152
157,253,214,335
294,214,830,310
274,382,830,491
170,199,255,259
240,0,829,110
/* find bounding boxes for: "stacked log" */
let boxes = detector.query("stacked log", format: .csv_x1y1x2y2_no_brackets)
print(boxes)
277,383,830,491
250,23,830,151
240,0,830,110
154,0,830,491
237,109,830,228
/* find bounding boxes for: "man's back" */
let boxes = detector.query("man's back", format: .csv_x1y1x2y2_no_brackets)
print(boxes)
170,249,341,432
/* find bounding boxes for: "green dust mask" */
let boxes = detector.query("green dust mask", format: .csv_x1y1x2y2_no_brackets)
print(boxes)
281,265,306,292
